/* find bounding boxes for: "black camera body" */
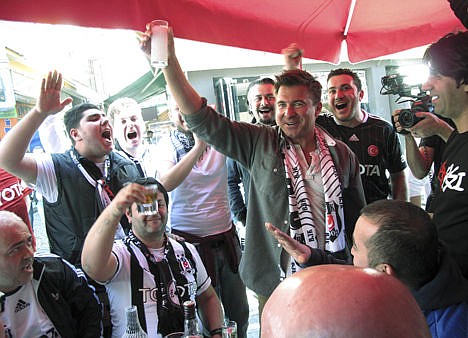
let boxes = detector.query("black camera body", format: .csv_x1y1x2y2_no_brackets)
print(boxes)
380,74,433,130
398,95,433,128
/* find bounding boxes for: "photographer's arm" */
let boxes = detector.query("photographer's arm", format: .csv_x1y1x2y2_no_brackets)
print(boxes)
390,170,408,201
404,134,434,179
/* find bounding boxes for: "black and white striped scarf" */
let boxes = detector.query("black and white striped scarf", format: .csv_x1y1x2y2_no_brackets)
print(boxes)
282,127,346,274
169,130,195,162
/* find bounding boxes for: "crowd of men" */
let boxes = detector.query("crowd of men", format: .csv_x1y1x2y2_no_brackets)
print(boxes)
0,8,467,337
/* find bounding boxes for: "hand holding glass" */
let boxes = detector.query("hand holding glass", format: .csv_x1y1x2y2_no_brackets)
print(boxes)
150,20,168,68
137,184,159,215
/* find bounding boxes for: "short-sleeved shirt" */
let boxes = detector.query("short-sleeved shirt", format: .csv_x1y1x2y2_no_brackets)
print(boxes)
317,111,407,203
105,238,210,338
157,136,232,236
432,131,468,277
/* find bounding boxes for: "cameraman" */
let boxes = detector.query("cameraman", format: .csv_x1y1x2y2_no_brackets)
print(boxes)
399,31,468,279
392,110,455,211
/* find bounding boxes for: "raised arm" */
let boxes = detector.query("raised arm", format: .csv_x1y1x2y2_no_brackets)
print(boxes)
158,134,207,191
393,110,454,178
282,43,303,70
403,134,435,179
0,71,72,184
81,183,146,282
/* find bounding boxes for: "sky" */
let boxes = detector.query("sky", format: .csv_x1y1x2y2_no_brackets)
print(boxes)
0,20,150,97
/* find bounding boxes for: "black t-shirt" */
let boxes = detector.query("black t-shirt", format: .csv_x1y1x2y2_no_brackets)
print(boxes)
317,111,406,204
432,131,468,277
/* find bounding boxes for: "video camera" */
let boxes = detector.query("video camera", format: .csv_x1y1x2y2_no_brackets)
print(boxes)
380,74,433,130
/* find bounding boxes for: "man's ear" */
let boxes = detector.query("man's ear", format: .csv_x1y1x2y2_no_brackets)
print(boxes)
359,89,364,101
125,208,132,223
315,102,323,117
69,128,81,142
374,263,396,277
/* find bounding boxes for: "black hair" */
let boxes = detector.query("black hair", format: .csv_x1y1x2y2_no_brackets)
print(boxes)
423,31,468,88
274,69,322,104
63,103,100,144
327,68,362,91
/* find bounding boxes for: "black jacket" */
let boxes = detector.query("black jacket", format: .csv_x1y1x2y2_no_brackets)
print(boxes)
44,149,140,266
33,255,102,337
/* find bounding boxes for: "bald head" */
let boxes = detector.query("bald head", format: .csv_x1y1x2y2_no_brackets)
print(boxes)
261,265,430,338
0,210,25,229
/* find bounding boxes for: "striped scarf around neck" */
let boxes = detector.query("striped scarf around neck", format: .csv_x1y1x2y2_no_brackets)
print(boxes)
282,127,346,274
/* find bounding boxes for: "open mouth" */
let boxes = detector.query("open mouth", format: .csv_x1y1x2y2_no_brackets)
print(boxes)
127,131,138,140
335,102,347,110
102,130,112,141
258,106,273,115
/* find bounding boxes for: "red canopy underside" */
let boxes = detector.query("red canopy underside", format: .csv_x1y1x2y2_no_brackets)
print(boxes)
0,0,465,63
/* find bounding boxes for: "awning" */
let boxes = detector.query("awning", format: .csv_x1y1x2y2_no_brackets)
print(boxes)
103,70,166,109
0,0,465,64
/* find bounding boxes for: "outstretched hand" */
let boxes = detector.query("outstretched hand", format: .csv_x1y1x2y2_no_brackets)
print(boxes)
265,222,311,265
36,70,73,116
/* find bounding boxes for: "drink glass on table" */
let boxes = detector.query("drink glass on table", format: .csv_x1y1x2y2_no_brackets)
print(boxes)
222,320,237,338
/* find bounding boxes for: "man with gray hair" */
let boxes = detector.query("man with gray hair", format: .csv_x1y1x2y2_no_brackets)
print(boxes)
0,210,101,337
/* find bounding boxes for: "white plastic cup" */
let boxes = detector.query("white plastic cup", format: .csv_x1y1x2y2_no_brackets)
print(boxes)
150,20,168,68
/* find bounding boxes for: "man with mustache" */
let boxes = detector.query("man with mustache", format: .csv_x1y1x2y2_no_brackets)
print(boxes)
0,210,101,337
82,178,224,338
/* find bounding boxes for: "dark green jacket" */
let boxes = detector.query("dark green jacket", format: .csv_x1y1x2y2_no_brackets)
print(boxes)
185,102,366,297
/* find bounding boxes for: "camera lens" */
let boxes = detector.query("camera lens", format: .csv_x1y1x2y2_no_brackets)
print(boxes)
398,109,416,128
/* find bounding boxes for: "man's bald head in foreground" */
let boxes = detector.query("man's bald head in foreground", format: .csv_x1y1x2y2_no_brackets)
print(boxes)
261,265,430,338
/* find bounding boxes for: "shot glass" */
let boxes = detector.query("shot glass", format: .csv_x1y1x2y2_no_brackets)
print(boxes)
222,320,237,338
137,184,159,215
149,19,168,68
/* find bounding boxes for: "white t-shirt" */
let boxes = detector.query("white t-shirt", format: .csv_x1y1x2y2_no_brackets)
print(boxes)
157,137,232,236
1,282,60,337
105,238,210,338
